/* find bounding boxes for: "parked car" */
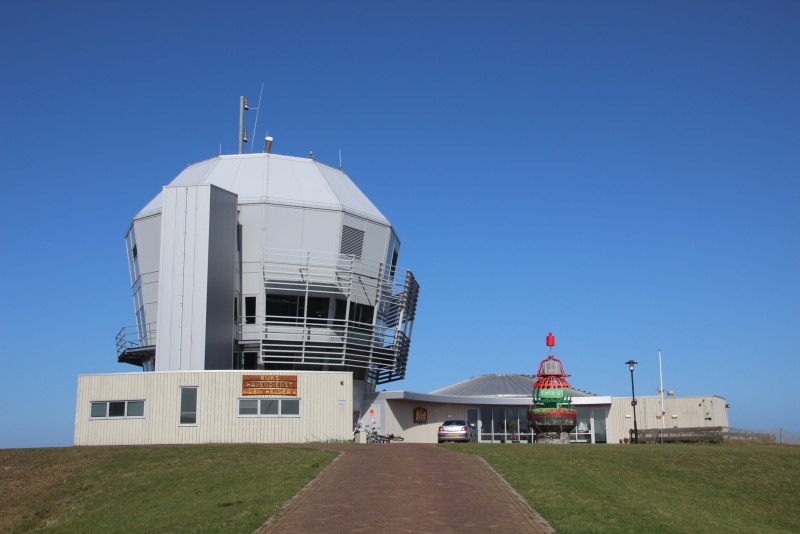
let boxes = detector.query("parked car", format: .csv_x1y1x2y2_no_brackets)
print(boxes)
438,420,471,443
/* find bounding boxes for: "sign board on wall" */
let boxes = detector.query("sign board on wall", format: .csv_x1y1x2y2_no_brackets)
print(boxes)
242,375,297,396
414,407,428,424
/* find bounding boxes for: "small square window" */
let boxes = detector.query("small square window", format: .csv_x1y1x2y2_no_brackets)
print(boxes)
260,399,279,415
282,399,300,415
91,402,107,418
239,399,258,416
109,401,125,417
127,401,144,417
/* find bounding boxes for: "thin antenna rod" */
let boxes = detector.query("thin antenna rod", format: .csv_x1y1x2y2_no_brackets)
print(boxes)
250,83,265,153
658,349,665,430
339,149,343,170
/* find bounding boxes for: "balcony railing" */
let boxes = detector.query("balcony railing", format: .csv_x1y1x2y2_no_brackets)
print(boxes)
258,248,419,384
115,323,157,356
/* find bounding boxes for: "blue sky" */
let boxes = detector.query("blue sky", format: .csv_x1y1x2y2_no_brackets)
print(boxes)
1,1,798,448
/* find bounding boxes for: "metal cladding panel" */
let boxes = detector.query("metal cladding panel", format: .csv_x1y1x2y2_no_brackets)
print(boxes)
169,158,219,187
238,205,264,264
266,157,337,207
131,215,162,278
156,186,212,371
362,221,391,265
316,163,386,222
266,205,304,250
341,213,391,264
131,214,162,328
302,210,341,255
204,186,238,370
607,395,730,443
75,371,353,445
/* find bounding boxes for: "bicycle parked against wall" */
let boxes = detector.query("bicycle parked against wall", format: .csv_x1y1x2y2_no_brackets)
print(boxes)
353,422,404,444
353,423,380,443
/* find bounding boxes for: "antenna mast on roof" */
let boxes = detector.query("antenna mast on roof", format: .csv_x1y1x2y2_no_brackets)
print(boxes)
238,96,249,154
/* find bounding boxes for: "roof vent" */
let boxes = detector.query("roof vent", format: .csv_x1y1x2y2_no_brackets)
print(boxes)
263,136,273,154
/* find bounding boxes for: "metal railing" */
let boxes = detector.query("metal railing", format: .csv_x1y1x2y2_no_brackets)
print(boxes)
258,248,419,383
115,323,157,356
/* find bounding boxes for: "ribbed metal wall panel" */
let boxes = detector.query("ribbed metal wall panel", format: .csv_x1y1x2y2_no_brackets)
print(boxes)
607,395,729,443
75,371,352,446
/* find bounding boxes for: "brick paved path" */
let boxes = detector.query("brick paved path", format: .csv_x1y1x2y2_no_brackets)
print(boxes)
258,444,553,533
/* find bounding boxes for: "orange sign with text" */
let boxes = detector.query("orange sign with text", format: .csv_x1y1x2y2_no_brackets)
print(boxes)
242,375,298,396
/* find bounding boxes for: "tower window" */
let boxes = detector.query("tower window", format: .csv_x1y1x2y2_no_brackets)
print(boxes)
245,296,256,325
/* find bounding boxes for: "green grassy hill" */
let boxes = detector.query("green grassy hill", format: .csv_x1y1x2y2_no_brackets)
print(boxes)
0,445,337,533
451,443,800,533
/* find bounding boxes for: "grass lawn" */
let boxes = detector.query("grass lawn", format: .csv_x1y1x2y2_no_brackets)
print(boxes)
0,444,338,533
447,443,800,533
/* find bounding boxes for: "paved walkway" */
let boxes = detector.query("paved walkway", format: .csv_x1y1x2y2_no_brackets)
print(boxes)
258,444,553,533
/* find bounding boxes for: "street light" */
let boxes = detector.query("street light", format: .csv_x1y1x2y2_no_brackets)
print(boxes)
625,360,639,444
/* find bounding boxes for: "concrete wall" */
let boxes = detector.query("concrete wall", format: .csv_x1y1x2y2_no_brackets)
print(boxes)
75,371,353,445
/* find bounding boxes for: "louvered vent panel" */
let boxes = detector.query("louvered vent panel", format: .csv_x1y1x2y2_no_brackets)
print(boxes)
340,226,364,258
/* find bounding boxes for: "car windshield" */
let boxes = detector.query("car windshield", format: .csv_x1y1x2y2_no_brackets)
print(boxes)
443,420,466,426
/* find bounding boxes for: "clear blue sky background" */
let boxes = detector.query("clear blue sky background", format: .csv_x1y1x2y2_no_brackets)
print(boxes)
1,1,798,448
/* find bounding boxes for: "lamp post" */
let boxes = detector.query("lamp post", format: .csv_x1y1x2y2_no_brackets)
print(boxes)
626,360,639,444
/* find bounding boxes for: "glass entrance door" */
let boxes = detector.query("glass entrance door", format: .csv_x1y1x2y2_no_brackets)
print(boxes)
466,408,478,442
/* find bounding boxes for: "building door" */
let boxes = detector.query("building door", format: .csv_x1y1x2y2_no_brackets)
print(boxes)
466,408,478,442
592,407,608,443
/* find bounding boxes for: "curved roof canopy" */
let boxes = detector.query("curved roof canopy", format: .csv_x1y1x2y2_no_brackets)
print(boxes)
430,374,595,398
136,153,388,224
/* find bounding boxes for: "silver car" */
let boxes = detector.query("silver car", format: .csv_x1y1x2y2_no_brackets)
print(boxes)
438,420,471,443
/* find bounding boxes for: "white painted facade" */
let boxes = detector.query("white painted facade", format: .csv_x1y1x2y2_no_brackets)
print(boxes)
359,390,728,445
75,371,352,446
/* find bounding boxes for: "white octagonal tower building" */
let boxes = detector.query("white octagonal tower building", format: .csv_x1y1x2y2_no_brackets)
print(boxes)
118,152,419,390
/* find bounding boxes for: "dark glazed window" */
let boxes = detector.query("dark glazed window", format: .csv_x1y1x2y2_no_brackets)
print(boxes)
349,302,375,324
266,295,303,323
260,399,279,415
108,402,125,417
307,297,329,324
245,296,256,324
282,399,300,415
334,299,347,321
238,398,301,417
90,400,144,419
180,387,198,425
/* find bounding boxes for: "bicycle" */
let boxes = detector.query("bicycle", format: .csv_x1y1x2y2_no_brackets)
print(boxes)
364,425,382,444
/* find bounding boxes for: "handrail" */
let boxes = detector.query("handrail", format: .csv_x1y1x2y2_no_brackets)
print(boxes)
115,323,157,356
